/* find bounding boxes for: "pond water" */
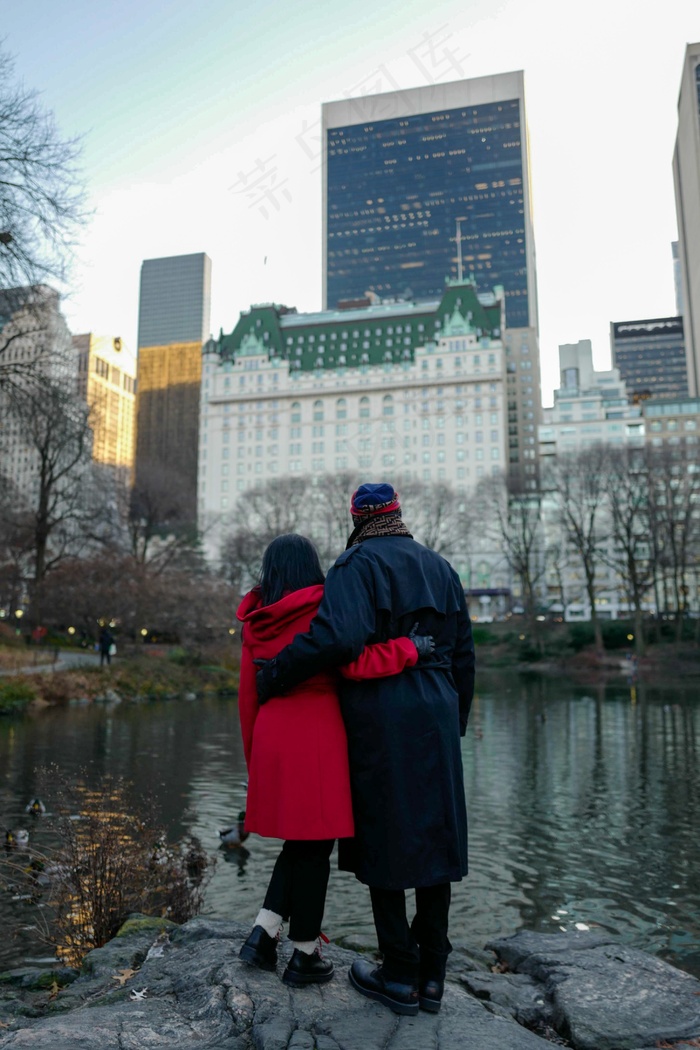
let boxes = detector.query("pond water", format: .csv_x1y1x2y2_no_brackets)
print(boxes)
1,671,699,977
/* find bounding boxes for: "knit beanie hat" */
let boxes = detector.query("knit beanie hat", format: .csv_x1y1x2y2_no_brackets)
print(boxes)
350,483,401,524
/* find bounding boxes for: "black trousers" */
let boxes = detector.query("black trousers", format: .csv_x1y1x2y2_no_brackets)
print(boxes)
263,839,334,942
369,883,452,984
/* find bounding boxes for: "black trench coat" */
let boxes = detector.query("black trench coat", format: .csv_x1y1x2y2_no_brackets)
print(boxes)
268,534,475,891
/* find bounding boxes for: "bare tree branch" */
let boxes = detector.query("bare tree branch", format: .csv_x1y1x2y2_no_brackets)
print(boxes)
0,47,87,290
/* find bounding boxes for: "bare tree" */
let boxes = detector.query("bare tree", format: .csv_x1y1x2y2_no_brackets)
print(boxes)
645,444,700,638
545,446,609,651
219,473,479,597
400,480,474,559
127,463,199,572
600,446,654,655
219,476,314,595
0,48,86,290
480,473,547,638
307,470,359,565
1,378,94,604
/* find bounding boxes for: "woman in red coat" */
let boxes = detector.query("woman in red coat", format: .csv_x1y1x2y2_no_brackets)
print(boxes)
237,534,426,987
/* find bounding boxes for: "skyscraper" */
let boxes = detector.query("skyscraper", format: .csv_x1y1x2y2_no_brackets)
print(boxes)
610,317,687,403
134,253,211,523
74,333,136,474
673,42,700,396
322,72,538,331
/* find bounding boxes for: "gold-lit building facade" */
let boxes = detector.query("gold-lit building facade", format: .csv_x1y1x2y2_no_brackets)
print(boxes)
134,253,212,524
133,341,202,513
73,333,136,473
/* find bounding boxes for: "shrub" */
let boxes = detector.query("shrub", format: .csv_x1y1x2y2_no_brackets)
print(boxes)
1,768,212,966
472,626,497,646
0,679,37,712
568,623,595,651
601,621,634,650
168,647,203,667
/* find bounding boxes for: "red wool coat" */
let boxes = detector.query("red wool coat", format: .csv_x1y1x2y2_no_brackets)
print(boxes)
237,584,418,841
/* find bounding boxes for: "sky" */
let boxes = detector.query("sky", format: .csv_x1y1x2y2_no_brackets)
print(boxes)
3,0,699,403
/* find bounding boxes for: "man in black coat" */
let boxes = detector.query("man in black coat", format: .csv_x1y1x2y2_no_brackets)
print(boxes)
256,482,475,1016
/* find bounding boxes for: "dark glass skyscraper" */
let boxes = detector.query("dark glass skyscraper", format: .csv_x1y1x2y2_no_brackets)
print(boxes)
610,317,688,403
323,73,537,330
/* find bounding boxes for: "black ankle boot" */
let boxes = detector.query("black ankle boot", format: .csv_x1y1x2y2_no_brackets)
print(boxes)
349,959,419,1016
282,947,334,986
419,977,444,1012
239,925,278,972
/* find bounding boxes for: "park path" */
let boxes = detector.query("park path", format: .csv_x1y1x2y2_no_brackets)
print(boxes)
0,648,101,677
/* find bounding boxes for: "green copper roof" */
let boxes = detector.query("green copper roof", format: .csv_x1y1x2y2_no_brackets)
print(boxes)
216,279,502,373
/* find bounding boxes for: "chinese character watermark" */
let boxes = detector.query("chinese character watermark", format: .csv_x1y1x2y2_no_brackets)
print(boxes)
230,156,292,220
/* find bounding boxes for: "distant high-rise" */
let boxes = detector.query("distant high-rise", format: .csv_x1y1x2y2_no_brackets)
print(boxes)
74,333,136,474
672,241,684,316
322,72,538,330
134,253,211,522
673,43,700,395
610,317,687,403
137,253,211,349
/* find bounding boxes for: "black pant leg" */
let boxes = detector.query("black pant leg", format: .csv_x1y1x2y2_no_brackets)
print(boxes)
411,883,452,981
264,839,334,942
369,886,420,983
263,844,293,922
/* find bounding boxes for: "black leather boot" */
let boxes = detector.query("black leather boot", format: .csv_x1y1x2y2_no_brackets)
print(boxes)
239,925,278,972
348,959,419,1016
282,947,334,985
419,977,444,1012
418,945,448,1012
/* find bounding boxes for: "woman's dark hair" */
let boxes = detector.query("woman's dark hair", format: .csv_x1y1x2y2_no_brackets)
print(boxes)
259,534,325,606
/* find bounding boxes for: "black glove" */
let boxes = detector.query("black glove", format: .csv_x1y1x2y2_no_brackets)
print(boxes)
408,622,435,660
253,657,280,705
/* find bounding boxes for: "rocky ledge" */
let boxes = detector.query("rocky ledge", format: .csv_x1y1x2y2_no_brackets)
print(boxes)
1,918,699,1050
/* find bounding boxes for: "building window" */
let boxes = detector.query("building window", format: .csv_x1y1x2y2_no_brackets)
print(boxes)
291,402,301,423
359,396,370,418
383,394,394,416
336,398,347,419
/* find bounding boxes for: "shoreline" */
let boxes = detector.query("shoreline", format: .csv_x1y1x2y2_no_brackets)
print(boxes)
1,916,700,1049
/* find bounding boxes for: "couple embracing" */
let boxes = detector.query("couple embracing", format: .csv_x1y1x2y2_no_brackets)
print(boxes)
236,482,475,1017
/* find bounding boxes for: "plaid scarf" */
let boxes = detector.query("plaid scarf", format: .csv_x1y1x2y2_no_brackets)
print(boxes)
346,511,413,549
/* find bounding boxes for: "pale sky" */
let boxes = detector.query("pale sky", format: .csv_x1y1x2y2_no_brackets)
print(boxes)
3,0,699,403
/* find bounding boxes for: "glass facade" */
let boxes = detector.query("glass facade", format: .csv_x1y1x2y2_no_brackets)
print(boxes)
326,100,530,328
138,253,212,349
611,317,688,402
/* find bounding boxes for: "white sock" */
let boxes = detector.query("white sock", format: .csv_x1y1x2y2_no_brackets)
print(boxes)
293,940,317,955
255,908,282,939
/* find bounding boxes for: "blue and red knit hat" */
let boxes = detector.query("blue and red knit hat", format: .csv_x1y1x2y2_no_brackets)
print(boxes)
350,482,401,523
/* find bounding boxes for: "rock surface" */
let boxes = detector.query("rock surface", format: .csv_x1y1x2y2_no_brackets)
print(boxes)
1,921,699,1050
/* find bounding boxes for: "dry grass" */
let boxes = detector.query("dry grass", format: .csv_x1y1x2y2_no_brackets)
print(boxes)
1,767,212,966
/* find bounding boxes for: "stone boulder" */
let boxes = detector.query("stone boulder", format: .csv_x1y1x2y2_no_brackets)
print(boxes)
1,921,700,1050
484,930,700,1050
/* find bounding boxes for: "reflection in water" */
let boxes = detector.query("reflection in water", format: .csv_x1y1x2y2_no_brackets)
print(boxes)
1,674,699,976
